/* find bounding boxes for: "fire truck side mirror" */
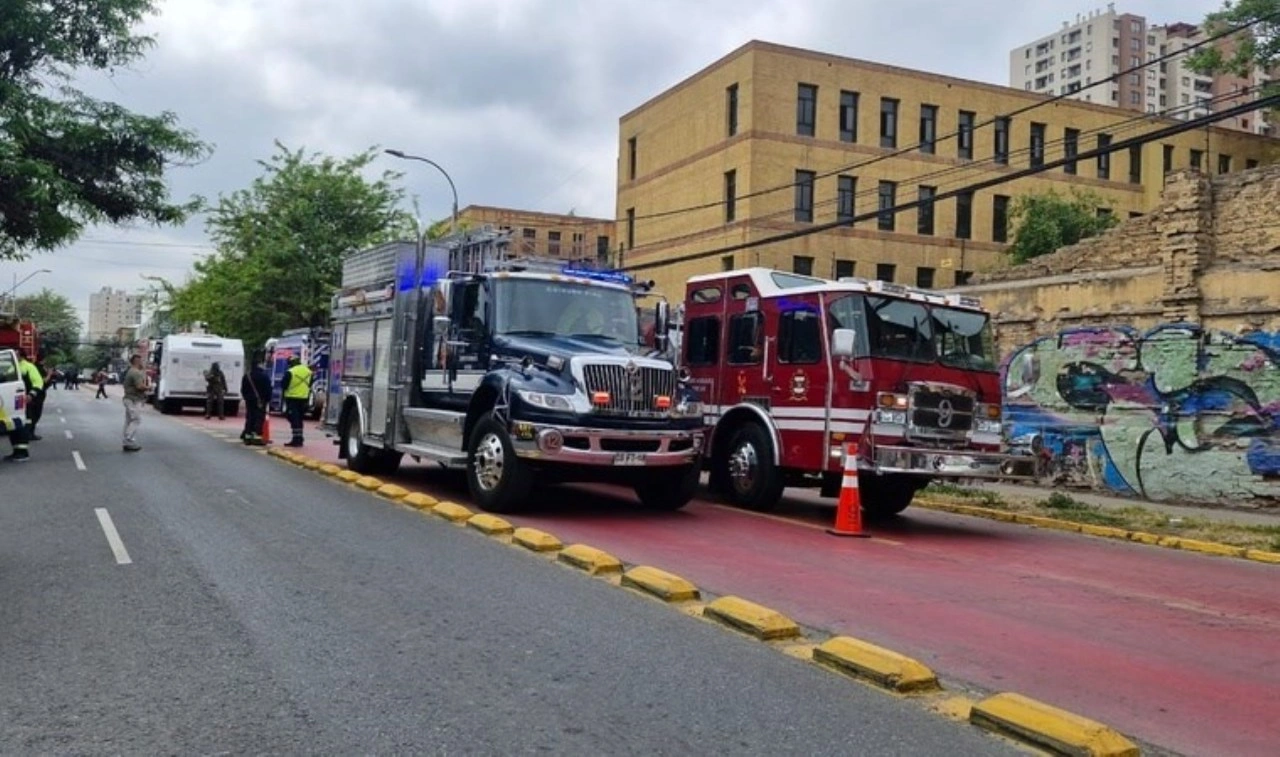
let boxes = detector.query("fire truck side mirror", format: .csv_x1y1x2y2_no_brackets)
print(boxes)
654,301,670,351
831,328,857,358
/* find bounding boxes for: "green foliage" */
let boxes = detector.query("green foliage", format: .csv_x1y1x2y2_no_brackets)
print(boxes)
1008,190,1119,264
922,482,1007,508
77,338,122,372
0,0,209,260
166,143,417,348
1040,491,1080,510
1186,0,1280,96
13,287,80,363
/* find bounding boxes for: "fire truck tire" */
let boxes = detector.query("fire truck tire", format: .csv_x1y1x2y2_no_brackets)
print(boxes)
634,464,699,511
718,423,784,511
343,412,381,475
859,475,917,517
466,413,532,514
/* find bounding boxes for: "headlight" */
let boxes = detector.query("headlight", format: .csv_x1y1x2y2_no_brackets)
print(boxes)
673,401,702,418
516,390,574,411
874,409,907,425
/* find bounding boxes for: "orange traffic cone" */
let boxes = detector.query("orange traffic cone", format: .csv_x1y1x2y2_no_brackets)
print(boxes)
260,415,272,445
828,442,870,538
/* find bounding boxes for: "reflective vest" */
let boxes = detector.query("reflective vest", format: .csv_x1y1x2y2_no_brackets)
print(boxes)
19,360,44,392
284,364,313,400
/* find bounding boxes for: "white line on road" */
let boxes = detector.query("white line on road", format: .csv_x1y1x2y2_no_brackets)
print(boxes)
94,508,133,565
65,430,73,440
72,450,86,471
56,407,63,414
59,417,65,424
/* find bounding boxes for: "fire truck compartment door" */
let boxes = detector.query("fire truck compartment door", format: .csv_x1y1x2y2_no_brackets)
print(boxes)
369,319,393,437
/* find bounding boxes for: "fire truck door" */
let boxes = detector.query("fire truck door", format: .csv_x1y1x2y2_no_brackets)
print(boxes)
767,296,828,468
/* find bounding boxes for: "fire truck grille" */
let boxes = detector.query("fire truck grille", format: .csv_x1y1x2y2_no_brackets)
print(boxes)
909,387,975,435
582,363,675,414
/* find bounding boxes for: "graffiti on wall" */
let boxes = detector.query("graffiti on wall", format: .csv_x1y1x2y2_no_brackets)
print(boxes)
1002,324,1280,503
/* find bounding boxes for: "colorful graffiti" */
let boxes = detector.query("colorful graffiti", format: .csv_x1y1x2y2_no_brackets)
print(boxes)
1002,325,1280,504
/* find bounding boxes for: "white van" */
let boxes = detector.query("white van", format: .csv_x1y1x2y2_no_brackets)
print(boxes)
154,333,245,416
0,348,26,432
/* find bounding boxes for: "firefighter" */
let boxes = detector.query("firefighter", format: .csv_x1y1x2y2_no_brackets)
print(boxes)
17,348,46,441
281,355,312,447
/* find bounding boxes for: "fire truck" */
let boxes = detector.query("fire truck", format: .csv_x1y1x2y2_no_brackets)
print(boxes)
678,268,1032,516
321,229,705,514
0,317,38,361
265,327,330,419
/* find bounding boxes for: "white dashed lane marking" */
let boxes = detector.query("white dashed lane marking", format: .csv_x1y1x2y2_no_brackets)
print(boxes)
72,451,86,471
94,508,133,565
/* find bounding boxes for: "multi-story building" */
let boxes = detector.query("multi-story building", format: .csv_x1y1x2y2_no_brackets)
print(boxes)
456,205,614,264
1011,6,1272,135
617,40,1277,299
87,286,142,342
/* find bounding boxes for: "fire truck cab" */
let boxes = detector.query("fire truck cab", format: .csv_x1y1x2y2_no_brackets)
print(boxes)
681,268,1030,515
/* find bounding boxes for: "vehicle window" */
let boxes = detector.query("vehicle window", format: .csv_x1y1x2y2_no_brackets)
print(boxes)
866,296,933,362
727,312,763,365
933,307,996,371
778,309,822,364
685,317,720,366
495,278,638,345
343,321,375,378
770,271,824,289
0,352,17,383
692,286,722,304
827,295,869,358
730,283,752,300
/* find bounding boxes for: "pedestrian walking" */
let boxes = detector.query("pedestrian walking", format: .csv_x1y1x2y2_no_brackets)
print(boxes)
16,348,46,441
121,355,148,452
203,361,228,420
241,353,272,445
94,369,108,399
281,355,312,447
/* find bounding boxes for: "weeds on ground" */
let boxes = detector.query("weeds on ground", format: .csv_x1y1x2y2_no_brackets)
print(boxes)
921,482,1007,508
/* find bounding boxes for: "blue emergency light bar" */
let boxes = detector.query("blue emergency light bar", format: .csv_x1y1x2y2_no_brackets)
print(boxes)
561,265,633,286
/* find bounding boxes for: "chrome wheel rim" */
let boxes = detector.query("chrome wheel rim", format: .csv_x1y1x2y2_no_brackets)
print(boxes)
473,432,506,492
727,441,759,495
345,421,360,458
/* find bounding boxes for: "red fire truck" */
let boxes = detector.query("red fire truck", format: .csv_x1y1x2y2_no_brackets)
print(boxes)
678,268,1031,516
0,318,38,361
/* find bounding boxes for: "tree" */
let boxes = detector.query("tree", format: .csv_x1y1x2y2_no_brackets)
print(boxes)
167,143,417,348
14,287,80,364
0,0,209,260
1186,1,1280,96
1008,190,1119,264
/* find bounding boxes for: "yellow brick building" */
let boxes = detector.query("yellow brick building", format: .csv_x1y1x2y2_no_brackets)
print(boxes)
457,205,614,263
616,40,1278,298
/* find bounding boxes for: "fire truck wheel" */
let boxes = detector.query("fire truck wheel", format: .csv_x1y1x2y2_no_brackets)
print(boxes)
719,423,784,511
633,464,699,511
859,475,917,518
343,411,380,474
467,413,532,514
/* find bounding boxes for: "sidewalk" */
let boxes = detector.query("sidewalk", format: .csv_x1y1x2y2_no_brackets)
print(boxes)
967,481,1280,528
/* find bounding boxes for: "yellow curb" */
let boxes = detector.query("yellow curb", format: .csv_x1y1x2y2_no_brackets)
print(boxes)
318,463,342,476
703,596,801,641
1013,513,1082,532
621,565,700,602
1079,524,1131,539
513,527,563,553
467,513,514,536
335,470,361,483
403,492,438,510
558,544,624,575
301,458,324,470
1128,531,1161,546
431,501,473,523
813,636,940,693
969,692,1139,757
1245,548,1280,564
267,447,289,458
377,483,410,500
1170,538,1247,558
354,476,383,491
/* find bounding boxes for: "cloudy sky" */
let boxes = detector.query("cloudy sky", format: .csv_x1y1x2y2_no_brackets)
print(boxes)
2,0,1224,328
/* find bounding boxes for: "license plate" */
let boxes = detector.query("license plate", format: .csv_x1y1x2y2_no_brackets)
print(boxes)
613,452,647,466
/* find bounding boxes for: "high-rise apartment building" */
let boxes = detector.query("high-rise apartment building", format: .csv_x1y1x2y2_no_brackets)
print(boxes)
87,287,143,342
1009,5,1272,135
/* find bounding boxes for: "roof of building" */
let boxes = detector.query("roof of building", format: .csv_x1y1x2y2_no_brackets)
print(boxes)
685,267,985,311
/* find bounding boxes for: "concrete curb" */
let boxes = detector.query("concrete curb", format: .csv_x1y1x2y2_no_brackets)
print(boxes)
467,513,515,537
335,470,361,484
431,501,473,523
512,527,563,553
813,636,940,693
318,463,342,476
402,492,438,510
915,499,1280,566
558,544,623,575
703,596,801,641
354,476,383,491
970,692,1140,756
621,565,700,602
377,483,410,500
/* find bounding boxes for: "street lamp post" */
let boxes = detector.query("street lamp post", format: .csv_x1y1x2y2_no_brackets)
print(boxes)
3,269,52,317
384,149,459,235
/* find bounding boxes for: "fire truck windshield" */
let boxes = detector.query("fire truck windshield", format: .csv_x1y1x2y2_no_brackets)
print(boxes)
829,295,996,371
494,278,640,345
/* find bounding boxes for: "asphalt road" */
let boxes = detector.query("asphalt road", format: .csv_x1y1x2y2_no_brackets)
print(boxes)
0,391,1017,756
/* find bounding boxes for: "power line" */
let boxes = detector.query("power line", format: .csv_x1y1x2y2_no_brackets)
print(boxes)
626,93,1280,272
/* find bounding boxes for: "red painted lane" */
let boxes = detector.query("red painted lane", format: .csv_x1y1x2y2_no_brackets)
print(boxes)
185,414,1280,757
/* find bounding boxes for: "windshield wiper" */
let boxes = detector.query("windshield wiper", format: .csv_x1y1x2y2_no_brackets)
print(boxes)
567,333,626,343
502,329,556,337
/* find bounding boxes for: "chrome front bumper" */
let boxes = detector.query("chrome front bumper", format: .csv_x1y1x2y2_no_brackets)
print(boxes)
510,421,703,467
869,444,1037,480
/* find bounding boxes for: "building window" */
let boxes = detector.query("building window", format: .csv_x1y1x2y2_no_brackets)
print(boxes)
917,185,936,235
839,90,859,143
837,175,856,223
958,110,975,159
1162,144,1174,177
835,260,855,279
726,83,739,137
1218,154,1232,174
1190,149,1203,170
571,232,584,258
521,227,537,253
880,98,899,148
1247,158,1259,170
626,207,635,249
877,181,896,231
1030,122,1046,168
727,312,763,365
596,235,610,262
955,270,974,286
1129,145,1142,184
916,267,935,289
548,230,562,256
1097,134,1112,179
1064,128,1079,174
723,170,737,223
1129,90,1141,105
794,169,815,222
919,104,938,154
875,263,896,283
797,83,817,136
993,194,1010,243
685,317,720,367
792,256,814,276
721,255,734,272
955,191,973,240
627,137,637,181
994,116,1010,164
